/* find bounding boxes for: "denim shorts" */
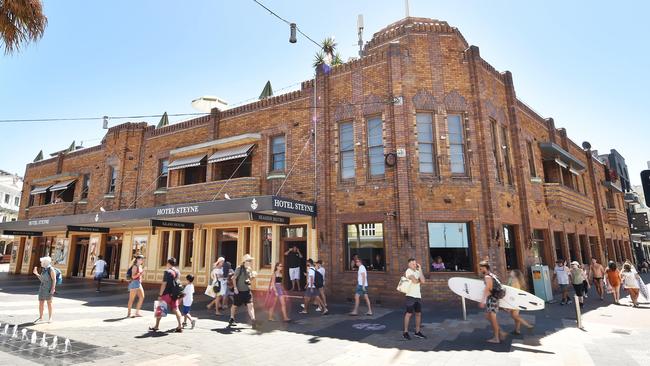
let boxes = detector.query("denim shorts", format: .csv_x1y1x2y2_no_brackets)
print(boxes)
128,280,141,290
355,285,368,296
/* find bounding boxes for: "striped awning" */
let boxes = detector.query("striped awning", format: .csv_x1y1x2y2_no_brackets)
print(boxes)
168,154,206,171
208,144,255,163
30,185,51,195
49,179,76,192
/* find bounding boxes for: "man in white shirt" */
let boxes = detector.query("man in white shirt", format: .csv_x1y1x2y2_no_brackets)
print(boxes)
92,255,107,292
553,259,572,305
403,258,426,340
300,259,328,315
349,258,372,316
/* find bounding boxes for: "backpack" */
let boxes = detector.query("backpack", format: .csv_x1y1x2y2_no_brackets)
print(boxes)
314,269,324,288
489,273,506,299
168,269,185,299
47,267,63,285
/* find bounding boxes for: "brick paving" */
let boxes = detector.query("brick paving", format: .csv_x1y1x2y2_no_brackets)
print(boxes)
1,272,649,365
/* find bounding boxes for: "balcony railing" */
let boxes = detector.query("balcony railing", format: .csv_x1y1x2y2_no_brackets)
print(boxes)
606,208,628,227
543,183,595,217
162,177,261,205
25,202,77,219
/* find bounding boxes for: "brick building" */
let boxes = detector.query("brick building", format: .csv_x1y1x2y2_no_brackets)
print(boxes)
1,17,632,303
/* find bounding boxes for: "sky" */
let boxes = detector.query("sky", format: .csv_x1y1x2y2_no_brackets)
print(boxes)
1,0,649,184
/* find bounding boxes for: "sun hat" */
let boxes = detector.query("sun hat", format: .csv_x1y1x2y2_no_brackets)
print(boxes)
570,261,579,266
242,254,254,262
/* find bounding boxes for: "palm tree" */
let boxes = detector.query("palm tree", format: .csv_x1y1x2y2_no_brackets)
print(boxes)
313,38,343,70
0,0,48,55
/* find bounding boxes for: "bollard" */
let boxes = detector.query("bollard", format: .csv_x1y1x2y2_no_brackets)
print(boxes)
574,295,583,329
461,296,467,321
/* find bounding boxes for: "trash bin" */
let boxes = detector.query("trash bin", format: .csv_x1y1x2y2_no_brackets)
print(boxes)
531,264,553,302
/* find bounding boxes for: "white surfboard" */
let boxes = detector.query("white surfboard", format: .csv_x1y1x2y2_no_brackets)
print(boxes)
448,277,545,311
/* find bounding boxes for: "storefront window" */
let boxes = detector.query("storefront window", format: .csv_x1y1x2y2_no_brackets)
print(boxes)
160,231,170,266
345,223,385,271
260,227,272,267
184,231,194,267
428,222,472,272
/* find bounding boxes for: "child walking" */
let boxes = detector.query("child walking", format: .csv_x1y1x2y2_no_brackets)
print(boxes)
181,274,196,329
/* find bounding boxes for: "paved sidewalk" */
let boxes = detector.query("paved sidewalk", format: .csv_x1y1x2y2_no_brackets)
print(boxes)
1,273,649,365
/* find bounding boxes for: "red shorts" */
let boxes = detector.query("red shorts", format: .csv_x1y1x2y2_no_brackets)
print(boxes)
160,294,178,310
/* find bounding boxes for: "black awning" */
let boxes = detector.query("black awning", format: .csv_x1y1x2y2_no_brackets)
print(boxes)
208,144,254,163
49,179,76,192
538,142,586,171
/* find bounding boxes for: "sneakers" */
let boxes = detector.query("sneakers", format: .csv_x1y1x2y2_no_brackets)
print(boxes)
403,332,411,340
182,322,187,328
560,300,566,305
567,299,573,305
191,319,196,329
413,331,427,339
228,318,236,326
316,307,322,312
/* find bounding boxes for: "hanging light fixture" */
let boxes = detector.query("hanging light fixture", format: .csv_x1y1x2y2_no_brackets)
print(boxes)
289,23,297,43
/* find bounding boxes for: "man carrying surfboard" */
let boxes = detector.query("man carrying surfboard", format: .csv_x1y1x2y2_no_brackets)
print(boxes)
478,261,505,344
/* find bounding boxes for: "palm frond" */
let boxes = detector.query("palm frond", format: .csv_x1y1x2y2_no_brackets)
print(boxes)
313,51,325,68
332,52,343,66
321,37,337,55
0,0,48,55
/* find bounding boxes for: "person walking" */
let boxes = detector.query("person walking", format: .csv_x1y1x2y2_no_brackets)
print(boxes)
267,262,290,322
553,259,572,305
479,261,505,344
315,260,327,311
620,263,640,307
149,257,183,333
569,261,586,307
181,274,196,329
206,257,227,316
284,246,303,292
507,270,534,335
349,257,372,316
300,259,328,315
91,255,107,292
126,255,145,318
605,261,621,304
33,256,56,323
590,258,605,300
229,254,258,329
402,258,426,340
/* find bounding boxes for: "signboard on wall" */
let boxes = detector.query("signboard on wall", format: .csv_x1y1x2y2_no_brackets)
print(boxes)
150,219,194,230
67,225,110,233
271,196,317,216
2,230,43,237
249,212,290,225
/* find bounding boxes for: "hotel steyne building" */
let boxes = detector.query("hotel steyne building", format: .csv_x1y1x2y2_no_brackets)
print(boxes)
2,17,632,302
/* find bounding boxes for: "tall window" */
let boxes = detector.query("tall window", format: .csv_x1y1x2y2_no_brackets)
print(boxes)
366,117,384,176
490,120,502,183
260,227,272,267
527,141,537,177
503,225,519,270
345,223,384,271
160,231,170,266
339,122,355,179
81,174,90,199
532,229,545,264
416,113,435,174
172,231,182,262
14,196,19,206
447,114,466,175
157,159,169,189
184,231,194,267
3,194,9,204
428,222,472,272
107,166,117,193
500,125,513,185
270,135,286,172
554,231,565,262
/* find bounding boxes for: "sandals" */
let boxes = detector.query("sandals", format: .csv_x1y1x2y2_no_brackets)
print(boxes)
174,327,183,333
148,327,159,332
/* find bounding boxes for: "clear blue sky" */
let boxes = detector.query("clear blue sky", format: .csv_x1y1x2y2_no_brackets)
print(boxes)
1,0,648,184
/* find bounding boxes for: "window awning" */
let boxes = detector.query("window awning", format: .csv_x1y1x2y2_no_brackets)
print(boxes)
30,185,51,195
539,142,586,171
49,179,76,192
208,144,255,164
168,154,206,171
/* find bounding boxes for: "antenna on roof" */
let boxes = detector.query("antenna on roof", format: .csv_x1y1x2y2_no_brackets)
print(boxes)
405,0,410,18
357,14,364,57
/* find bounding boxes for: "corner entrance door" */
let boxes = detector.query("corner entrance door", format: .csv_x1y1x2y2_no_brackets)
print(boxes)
503,225,519,270
282,241,307,290
71,236,90,277
104,234,123,280
215,229,239,266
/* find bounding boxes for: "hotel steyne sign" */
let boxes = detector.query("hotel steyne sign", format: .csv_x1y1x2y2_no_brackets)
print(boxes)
156,205,200,216
272,197,316,215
